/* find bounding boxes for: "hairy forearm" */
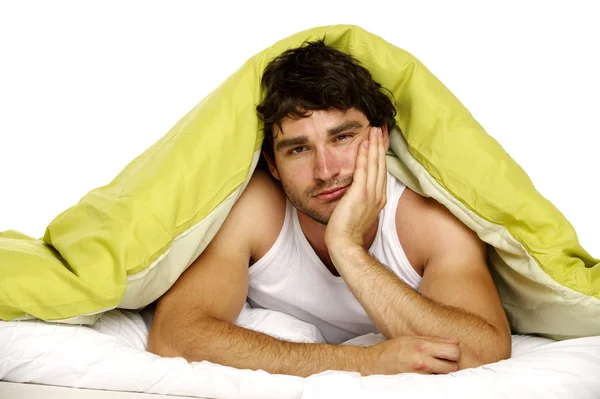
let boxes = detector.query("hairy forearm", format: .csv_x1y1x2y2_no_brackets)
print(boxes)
329,245,508,369
149,315,373,377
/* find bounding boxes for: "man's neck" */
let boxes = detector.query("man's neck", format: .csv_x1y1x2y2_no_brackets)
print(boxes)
296,210,379,269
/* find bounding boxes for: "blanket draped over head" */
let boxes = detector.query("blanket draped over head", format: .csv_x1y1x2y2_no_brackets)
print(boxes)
1,25,598,340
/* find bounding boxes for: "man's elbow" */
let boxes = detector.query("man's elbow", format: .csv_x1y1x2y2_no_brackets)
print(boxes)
148,326,185,359
465,326,511,369
489,324,512,362
148,331,167,357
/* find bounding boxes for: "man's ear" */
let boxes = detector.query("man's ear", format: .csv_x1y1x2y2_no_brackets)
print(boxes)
261,150,281,181
381,124,390,152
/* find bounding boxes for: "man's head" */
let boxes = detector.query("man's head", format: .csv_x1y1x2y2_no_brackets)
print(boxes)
256,39,396,224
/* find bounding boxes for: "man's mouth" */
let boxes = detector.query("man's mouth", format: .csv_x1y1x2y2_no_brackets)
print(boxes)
314,185,350,201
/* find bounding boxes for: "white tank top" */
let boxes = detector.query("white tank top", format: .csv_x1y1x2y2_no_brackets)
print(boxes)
247,173,422,344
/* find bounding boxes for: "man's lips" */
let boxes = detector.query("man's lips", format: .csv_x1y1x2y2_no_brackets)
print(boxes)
314,185,350,200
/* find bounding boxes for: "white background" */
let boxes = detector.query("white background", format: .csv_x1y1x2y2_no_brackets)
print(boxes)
0,1,598,257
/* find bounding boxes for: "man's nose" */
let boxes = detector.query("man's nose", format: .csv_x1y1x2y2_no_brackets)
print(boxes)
313,146,340,181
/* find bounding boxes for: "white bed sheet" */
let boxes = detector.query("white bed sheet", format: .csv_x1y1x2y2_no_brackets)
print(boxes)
0,380,198,399
1,304,599,399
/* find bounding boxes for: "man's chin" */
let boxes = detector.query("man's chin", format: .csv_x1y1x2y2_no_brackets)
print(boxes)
298,206,331,226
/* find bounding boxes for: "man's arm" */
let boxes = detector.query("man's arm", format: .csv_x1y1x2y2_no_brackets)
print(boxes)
325,127,511,370
148,169,459,376
148,171,368,377
416,197,512,365
327,207,512,370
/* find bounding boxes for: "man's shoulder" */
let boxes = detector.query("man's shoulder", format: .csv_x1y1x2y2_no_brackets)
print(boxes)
392,187,429,274
229,167,287,260
238,167,286,212
394,187,456,273
394,187,484,269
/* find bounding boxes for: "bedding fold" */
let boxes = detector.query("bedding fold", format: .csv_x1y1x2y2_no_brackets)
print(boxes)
0,24,598,341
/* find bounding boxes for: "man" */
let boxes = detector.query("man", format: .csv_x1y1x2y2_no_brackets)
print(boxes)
148,40,511,377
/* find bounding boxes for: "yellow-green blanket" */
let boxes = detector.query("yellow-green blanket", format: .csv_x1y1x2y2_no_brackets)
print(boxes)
1,25,598,340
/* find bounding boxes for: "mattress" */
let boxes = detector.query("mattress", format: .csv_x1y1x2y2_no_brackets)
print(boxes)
0,381,195,399
1,303,599,399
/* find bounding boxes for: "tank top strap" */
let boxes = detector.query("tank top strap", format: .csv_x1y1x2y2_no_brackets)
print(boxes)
374,172,422,289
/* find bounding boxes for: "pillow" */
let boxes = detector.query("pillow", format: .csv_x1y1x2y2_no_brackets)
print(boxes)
1,24,598,339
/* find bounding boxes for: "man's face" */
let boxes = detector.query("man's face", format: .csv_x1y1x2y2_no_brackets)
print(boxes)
266,107,388,225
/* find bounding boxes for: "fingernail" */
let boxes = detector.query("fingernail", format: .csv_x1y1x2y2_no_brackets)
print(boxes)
376,129,382,137
362,140,369,148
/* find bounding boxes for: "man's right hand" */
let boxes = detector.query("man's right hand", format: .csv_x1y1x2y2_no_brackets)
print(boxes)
367,336,461,375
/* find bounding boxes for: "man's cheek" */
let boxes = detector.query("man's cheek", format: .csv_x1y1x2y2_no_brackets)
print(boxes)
348,142,363,167
340,140,362,162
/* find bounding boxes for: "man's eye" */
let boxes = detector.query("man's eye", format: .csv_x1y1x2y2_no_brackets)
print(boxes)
290,146,307,155
335,134,353,142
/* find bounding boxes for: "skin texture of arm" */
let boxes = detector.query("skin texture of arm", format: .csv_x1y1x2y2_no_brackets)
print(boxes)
147,169,372,377
328,215,512,370
325,127,511,370
148,168,460,377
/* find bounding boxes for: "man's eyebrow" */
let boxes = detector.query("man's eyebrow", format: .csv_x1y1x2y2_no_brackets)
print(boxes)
275,121,365,152
327,121,364,136
275,136,309,152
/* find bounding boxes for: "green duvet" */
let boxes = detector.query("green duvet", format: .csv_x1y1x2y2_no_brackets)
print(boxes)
1,25,598,339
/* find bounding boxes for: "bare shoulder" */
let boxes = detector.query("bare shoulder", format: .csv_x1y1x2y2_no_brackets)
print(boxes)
232,166,287,264
395,187,485,270
394,188,430,275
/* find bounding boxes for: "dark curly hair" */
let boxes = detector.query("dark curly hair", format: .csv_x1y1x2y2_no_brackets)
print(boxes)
256,38,397,162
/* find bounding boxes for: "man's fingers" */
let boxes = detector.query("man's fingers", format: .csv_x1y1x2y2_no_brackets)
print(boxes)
353,138,369,187
376,127,387,203
430,336,460,344
367,127,379,191
420,358,459,375
429,341,461,362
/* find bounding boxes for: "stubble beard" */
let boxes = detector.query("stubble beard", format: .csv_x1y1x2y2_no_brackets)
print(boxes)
280,176,353,226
